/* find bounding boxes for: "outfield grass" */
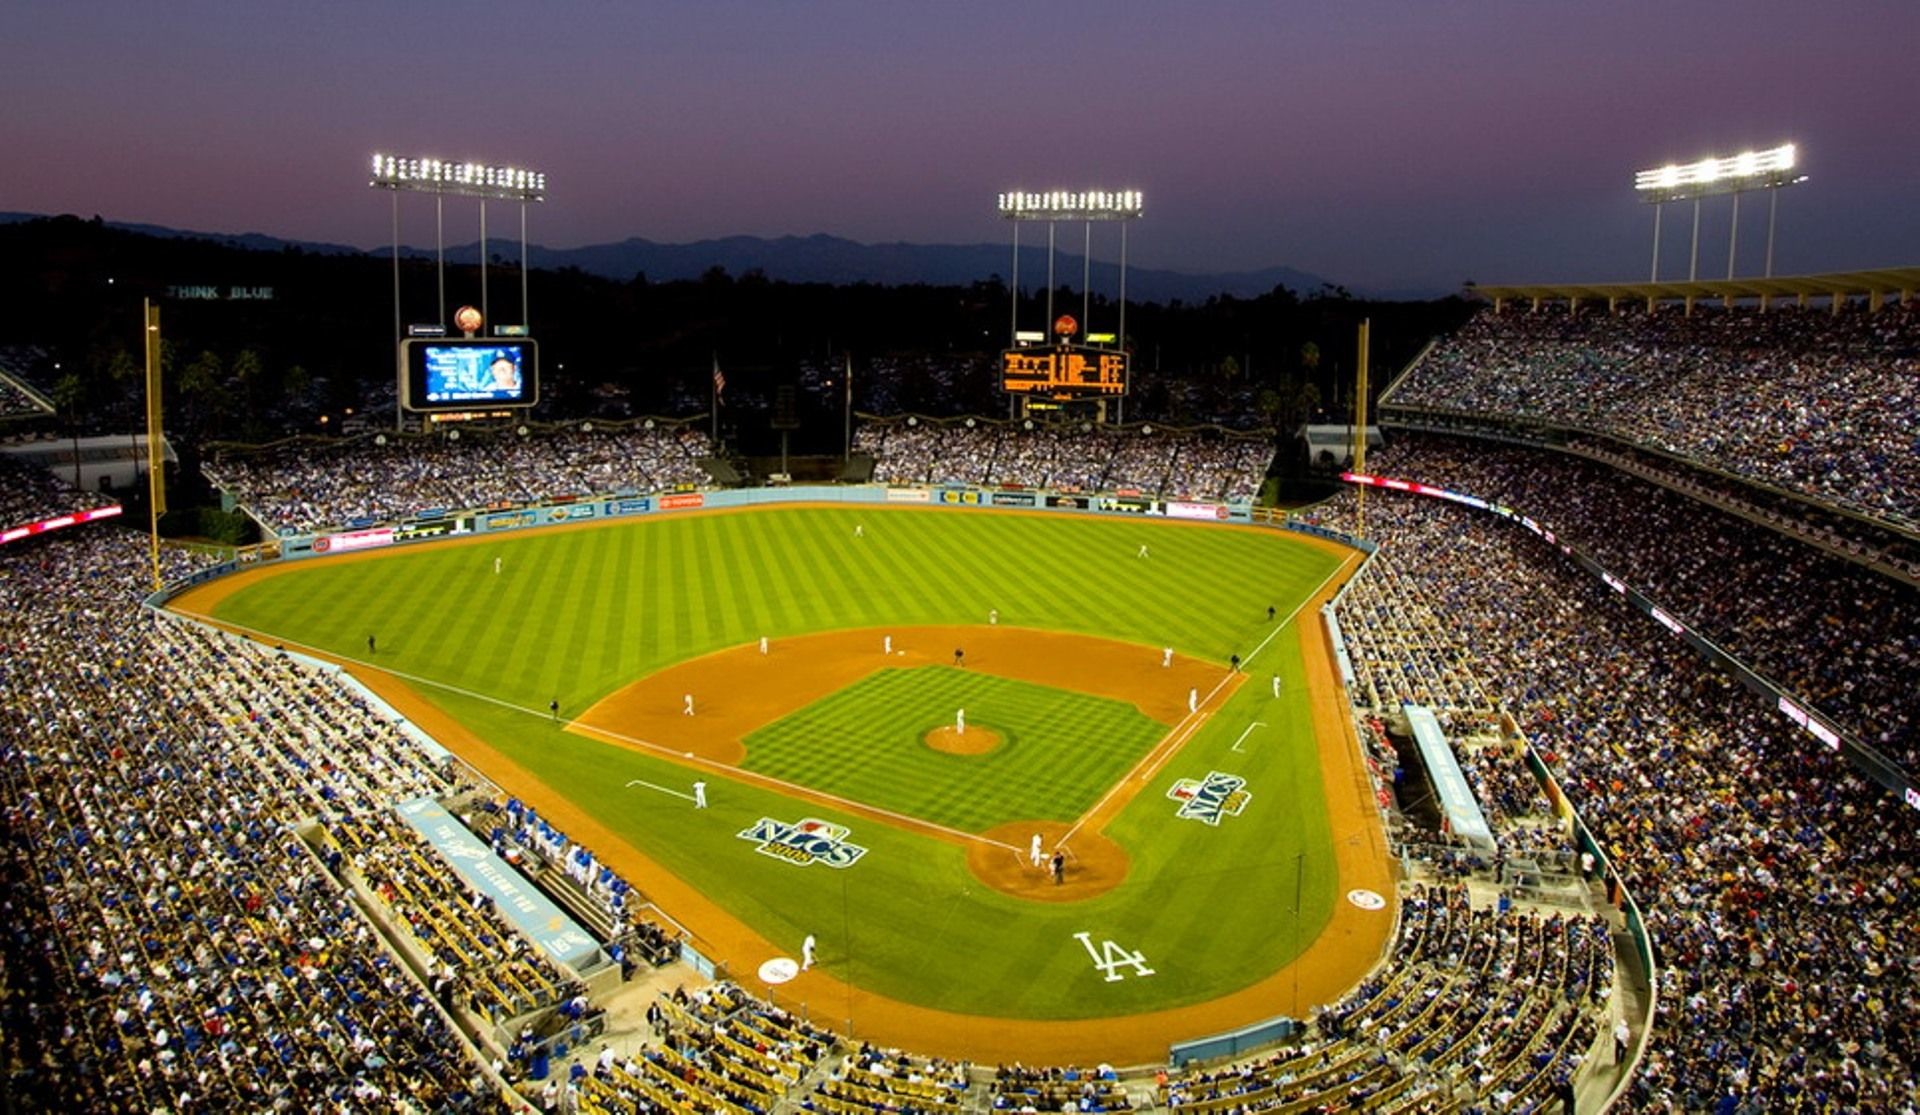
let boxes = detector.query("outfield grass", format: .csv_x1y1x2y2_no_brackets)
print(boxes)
742,666,1167,831
207,505,1353,1021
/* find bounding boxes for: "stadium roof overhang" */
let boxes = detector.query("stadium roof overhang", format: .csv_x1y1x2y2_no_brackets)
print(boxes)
1467,266,1920,307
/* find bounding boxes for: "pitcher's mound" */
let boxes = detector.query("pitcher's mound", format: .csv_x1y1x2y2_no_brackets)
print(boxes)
924,725,1003,755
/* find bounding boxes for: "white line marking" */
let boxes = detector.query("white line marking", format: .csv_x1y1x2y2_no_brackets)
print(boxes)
1058,551,1357,848
1230,722,1267,753
166,610,1025,855
626,779,696,802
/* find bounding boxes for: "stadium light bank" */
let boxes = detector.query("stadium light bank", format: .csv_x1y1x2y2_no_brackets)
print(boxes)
997,190,1144,420
1634,143,1805,282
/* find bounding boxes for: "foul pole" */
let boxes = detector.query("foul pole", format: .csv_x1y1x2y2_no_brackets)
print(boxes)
1353,319,1370,540
143,299,167,591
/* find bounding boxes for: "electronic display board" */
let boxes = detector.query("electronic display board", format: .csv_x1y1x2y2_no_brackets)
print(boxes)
1001,345,1127,399
400,338,539,412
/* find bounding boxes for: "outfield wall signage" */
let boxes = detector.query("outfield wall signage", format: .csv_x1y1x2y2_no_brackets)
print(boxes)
547,504,596,522
885,487,932,503
938,488,983,505
736,817,868,868
659,493,706,511
313,527,394,553
1165,500,1230,521
990,491,1037,507
485,509,540,530
602,497,652,517
1047,495,1090,510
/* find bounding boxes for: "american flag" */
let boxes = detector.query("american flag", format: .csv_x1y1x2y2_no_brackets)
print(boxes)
711,358,726,403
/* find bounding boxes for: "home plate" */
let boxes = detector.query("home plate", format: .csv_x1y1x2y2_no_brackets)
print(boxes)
758,957,800,984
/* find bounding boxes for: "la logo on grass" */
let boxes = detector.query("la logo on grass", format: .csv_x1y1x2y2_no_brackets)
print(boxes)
737,817,868,869
1167,771,1252,826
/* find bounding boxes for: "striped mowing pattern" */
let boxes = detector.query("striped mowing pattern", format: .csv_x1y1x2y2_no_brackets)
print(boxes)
742,667,1166,831
215,506,1342,719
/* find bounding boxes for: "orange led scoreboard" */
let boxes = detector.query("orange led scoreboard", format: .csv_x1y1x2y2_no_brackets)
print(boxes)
1000,346,1128,399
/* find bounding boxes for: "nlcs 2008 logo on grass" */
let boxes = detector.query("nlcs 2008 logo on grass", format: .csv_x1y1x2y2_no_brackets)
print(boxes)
1167,771,1252,826
736,817,868,869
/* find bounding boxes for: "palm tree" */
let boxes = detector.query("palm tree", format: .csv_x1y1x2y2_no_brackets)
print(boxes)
51,372,86,490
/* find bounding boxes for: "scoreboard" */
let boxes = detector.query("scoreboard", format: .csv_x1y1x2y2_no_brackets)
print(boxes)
1001,345,1127,399
399,337,540,413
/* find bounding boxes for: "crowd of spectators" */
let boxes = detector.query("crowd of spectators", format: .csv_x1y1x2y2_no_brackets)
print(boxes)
857,420,1269,501
205,422,712,534
1307,486,1920,1110
1353,432,1919,774
0,377,50,421
1386,301,1920,530
1159,884,1608,1113
0,529,510,1110
0,450,117,532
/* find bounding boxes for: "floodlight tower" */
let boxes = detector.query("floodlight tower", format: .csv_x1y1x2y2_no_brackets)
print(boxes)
1635,143,1804,282
998,190,1143,421
369,155,547,340
370,155,546,431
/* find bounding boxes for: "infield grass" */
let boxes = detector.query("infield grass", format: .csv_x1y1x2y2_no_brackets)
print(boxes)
742,666,1167,831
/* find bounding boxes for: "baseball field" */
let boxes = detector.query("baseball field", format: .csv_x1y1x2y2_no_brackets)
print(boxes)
173,504,1393,1063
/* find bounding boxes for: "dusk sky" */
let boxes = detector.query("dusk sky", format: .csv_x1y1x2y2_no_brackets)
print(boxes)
4,1,1916,292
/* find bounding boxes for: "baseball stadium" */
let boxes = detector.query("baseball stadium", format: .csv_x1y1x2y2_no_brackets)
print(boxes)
4,103,1920,1115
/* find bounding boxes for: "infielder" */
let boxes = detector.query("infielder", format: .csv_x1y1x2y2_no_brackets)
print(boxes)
989,608,998,625
759,635,769,655
884,634,893,655
1272,674,1282,698
1162,646,1174,668
802,933,817,970
1188,687,1198,714
692,780,707,809
683,693,695,716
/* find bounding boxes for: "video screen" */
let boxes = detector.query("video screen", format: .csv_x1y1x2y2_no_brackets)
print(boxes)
401,338,538,411
424,344,526,403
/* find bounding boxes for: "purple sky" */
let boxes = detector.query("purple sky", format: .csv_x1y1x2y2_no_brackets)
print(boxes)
4,1,1916,291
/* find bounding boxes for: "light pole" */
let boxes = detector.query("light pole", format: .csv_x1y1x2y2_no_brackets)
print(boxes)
1635,143,1804,286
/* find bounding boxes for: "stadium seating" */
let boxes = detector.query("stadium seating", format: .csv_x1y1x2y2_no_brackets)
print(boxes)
1384,302,1920,531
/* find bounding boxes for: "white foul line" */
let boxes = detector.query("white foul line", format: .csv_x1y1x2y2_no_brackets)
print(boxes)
626,779,696,802
1058,551,1357,848
1230,722,1267,753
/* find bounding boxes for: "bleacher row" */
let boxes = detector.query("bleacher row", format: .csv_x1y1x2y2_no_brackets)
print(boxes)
204,422,714,535
1161,885,1609,1114
1309,487,1919,1108
854,421,1267,503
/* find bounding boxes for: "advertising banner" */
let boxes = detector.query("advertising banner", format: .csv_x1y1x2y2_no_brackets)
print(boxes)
602,497,652,517
658,493,706,511
990,491,1037,507
313,527,395,553
1165,500,1229,521
885,487,932,503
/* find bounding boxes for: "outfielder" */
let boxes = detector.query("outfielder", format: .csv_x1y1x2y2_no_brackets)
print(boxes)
693,780,707,809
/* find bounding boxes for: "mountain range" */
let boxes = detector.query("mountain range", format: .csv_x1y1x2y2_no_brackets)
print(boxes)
1,212,1445,301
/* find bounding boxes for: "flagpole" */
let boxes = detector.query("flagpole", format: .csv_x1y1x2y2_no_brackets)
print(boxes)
844,353,853,460
711,354,720,444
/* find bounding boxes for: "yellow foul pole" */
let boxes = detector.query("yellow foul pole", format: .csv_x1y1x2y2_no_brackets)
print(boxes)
144,299,166,591
1354,319,1370,538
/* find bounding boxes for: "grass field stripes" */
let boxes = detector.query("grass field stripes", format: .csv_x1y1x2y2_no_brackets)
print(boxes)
742,667,1166,831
